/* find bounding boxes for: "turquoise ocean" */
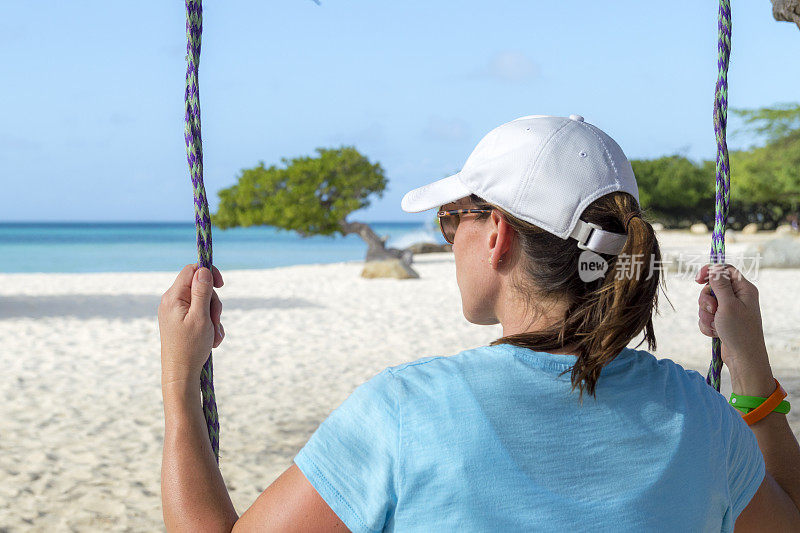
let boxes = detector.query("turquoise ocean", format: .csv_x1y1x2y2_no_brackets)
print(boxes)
0,221,445,273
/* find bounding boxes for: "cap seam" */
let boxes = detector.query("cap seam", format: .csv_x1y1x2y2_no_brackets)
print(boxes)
512,119,572,213
453,172,474,203
579,122,620,182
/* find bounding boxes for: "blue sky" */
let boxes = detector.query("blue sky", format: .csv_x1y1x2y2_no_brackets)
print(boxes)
2,0,799,223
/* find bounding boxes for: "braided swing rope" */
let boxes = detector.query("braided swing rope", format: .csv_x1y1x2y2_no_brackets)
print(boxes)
185,0,220,462
706,0,732,392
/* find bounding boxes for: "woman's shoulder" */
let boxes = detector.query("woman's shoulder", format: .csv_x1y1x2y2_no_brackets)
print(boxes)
623,347,710,380
628,349,735,410
387,345,498,377
387,355,448,375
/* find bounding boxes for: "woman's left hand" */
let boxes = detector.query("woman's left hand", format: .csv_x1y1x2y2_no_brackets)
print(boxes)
158,263,225,384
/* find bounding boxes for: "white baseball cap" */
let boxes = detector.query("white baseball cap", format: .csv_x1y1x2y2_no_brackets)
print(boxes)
400,114,639,255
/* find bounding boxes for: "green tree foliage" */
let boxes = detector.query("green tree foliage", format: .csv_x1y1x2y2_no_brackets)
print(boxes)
629,156,715,226
728,129,800,226
731,131,800,204
728,104,800,226
731,103,800,144
629,103,800,229
213,147,386,237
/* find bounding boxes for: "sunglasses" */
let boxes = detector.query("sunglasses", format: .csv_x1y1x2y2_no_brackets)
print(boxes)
436,208,494,244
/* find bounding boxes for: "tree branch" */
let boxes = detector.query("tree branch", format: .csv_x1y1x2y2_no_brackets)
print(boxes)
339,220,385,250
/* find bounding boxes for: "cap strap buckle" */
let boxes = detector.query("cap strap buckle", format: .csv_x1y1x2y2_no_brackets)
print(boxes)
570,219,628,255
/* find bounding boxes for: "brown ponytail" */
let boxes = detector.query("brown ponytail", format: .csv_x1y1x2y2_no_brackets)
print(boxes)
467,192,671,405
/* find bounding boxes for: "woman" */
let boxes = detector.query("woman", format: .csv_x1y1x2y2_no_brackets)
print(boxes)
158,115,800,531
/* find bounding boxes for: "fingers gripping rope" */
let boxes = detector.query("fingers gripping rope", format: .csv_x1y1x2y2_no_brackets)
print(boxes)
185,0,220,462
706,0,731,392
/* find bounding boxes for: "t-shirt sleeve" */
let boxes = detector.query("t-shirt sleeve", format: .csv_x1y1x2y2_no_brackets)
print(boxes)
293,367,399,533
725,400,766,521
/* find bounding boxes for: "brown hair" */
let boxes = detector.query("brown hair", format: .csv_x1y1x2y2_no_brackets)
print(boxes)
466,192,671,404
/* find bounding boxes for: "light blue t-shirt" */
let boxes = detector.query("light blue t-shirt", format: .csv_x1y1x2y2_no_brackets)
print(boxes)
293,344,765,532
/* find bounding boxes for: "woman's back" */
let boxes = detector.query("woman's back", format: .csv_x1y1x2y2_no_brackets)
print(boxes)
293,344,764,532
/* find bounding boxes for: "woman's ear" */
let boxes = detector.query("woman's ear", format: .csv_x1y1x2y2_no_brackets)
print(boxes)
491,213,514,258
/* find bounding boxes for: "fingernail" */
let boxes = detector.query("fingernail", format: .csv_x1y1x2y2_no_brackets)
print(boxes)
198,268,212,284
706,305,712,312
710,320,715,330
219,323,224,337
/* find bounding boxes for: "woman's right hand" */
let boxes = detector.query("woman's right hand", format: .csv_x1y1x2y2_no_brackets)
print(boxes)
695,263,771,374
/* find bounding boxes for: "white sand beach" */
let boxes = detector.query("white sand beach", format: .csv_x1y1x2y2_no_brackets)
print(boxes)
2,231,799,531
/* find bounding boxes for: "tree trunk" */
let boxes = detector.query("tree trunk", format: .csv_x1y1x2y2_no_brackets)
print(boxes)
772,0,800,29
339,220,414,265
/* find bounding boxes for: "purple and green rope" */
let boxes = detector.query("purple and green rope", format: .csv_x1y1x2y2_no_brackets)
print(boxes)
185,0,220,462
706,0,731,392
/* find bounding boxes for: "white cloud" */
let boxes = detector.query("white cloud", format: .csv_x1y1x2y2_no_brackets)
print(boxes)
327,122,385,146
109,113,134,125
423,116,469,142
477,51,540,83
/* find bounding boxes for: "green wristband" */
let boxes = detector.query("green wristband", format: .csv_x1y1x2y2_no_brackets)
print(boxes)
730,393,791,415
